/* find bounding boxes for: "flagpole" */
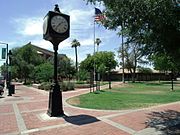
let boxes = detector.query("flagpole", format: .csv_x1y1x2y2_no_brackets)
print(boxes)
93,7,104,92
93,14,96,92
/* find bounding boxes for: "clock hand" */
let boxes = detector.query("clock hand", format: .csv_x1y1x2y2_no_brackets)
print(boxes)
55,22,62,30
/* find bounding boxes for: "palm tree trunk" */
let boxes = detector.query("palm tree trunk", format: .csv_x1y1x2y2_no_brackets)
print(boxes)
75,47,78,80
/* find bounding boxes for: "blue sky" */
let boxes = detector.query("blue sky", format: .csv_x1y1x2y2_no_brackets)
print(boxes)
0,0,122,65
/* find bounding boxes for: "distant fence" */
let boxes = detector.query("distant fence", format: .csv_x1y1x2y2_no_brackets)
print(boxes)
102,72,172,81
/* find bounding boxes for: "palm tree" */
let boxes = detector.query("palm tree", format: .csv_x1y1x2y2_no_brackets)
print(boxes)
95,38,101,52
71,39,80,76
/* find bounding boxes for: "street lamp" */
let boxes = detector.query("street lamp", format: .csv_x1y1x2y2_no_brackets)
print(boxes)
8,50,12,96
43,4,70,117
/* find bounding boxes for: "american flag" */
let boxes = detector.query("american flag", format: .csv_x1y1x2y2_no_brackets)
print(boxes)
94,8,105,22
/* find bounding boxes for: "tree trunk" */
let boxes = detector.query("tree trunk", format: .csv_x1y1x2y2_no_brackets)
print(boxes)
132,45,137,83
75,47,78,80
132,68,136,83
121,21,125,83
24,78,27,84
108,70,111,89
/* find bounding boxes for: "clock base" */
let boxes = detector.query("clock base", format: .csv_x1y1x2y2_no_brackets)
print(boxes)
47,83,64,117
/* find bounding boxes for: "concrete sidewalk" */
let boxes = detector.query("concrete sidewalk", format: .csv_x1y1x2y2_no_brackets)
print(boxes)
0,83,179,135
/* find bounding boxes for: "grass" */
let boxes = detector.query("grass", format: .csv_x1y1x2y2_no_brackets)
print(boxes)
67,81,180,110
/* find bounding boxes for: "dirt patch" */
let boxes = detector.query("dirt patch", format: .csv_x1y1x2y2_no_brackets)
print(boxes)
67,97,80,105
109,89,164,95
110,83,129,88
131,91,164,94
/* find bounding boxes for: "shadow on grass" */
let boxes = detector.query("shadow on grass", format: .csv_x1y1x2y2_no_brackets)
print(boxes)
132,81,180,86
64,114,100,125
146,110,180,135
145,83,163,86
99,90,105,92
91,90,106,94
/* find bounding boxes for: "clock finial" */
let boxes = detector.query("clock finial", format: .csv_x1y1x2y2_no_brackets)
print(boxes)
54,4,60,13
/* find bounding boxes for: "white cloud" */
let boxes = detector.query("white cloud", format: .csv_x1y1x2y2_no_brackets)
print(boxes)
69,9,93,24
10,4,119,62
13,8,94,37
31,38,72,50
14,17,43,36
80,38,93,46
31,40,52,50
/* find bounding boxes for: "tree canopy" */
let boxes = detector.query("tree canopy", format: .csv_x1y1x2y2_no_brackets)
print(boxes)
11,44,45,83
85,0,180,70
80,51,117,74
8,43,76,83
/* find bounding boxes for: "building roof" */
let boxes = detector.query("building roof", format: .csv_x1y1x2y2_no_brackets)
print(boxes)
25,42,67,58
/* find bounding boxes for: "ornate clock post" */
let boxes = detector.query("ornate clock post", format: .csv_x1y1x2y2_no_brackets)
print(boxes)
43,4,70,117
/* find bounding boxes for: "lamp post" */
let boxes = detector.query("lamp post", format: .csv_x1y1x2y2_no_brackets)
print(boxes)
8,50,12,96
0,42,10,95
43,4,70,117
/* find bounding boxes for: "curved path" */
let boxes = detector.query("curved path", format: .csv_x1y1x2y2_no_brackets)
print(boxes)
0,83,179,135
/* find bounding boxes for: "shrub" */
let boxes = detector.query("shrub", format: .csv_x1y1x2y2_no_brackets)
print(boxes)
60,82,74,91
61,82,67,91
23,80,32,85
75,84,90,89
39,82,52,91
38,82,75,91
76,81,86,84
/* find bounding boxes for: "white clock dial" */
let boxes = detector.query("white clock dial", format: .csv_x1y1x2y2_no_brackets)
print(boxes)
43,16,48,34
51,15,68,33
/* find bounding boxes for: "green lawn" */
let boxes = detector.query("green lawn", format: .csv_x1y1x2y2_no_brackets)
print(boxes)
67,81,180,110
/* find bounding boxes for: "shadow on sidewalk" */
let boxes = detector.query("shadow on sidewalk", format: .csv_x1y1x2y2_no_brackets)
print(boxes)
64,114,100,125
145,110,180,135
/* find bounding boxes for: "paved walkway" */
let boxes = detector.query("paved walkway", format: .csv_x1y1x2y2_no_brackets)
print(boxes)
0,83,179,135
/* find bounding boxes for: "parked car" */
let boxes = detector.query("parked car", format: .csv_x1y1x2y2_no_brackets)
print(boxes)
0,76,5,88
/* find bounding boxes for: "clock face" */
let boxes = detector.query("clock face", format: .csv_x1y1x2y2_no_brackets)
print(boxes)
51,15,68,33
43,16,48,34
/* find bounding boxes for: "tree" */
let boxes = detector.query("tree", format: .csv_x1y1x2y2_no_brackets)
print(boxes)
80,51,117,80
138,67,153,74
71,39,80,75
85,0,180,72
58,56,76,81
80,54,94,72
118,40,145,82
48,54,76,81
78,69,89,81
95,38,102,52
11,44,45,84
0,64,7,78
150,53,178,72
150,53,179,91
34,62,53,82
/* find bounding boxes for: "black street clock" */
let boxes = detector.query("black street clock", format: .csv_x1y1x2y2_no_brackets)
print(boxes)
43,4,70,117
43,5,70,45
